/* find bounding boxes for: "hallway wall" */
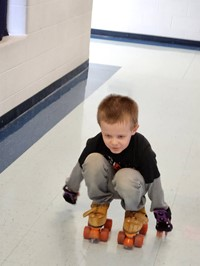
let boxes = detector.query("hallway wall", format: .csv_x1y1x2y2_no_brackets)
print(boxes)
91,0,200,41
0,0,93,117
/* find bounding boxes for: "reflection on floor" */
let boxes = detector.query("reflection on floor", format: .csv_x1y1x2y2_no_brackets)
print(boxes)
1,38,200,266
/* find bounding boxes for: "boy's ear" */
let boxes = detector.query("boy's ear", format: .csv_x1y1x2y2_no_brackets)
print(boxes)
132,124,139,135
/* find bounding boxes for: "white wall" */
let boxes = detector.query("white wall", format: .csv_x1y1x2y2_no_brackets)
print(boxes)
0,0,93,117
91,0,200,41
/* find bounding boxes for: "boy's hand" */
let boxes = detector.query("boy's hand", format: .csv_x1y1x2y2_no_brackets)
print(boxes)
63,185,79,204
154,208,173,232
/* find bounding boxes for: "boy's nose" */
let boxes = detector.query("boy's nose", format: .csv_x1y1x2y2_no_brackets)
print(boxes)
111,138,118,145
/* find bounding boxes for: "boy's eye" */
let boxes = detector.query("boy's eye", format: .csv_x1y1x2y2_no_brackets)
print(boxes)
118,135,125,139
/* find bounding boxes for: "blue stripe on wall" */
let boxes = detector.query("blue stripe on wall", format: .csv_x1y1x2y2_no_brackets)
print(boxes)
0,63,120,173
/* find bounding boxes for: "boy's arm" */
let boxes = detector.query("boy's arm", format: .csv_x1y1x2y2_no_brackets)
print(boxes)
147,177,173,232
65,162,83,192
62,134,99,204
147,177,168,211
63,162,83,204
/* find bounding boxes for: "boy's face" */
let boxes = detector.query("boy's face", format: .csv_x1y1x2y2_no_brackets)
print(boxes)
100,120,138,154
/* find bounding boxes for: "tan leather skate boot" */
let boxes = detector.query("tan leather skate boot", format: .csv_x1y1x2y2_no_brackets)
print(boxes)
83,203,109,228
123,207,148,235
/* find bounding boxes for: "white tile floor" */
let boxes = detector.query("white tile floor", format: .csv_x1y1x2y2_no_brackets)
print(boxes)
1,38,200,265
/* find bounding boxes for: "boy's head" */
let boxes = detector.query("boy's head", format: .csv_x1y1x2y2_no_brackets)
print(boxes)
97,94,139,154
97,94,138,129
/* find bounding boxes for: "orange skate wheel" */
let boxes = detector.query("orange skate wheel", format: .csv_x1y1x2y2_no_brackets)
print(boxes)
139,223,148,235
124,237,134,249
117,231,126,245
89,228,100,240
100,228,109,242
104,219,112,231
134,234,144,248
83,226,91,239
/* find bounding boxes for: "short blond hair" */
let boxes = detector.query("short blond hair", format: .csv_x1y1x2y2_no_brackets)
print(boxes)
97,94,138,128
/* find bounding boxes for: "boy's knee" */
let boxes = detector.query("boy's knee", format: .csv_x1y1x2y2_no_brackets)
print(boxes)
82,153,108,182
84,153,105,167
113,168,145,192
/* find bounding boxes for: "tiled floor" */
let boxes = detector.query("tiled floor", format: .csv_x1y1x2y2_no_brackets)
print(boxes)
1,38,200,266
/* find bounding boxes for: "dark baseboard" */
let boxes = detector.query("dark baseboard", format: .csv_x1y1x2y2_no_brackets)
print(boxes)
91,29,200,50
0,60,89,129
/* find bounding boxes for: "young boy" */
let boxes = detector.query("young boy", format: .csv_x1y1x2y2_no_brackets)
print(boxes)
63,94,173,235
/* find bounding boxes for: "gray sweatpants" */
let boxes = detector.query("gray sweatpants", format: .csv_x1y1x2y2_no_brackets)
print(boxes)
82,153,168,211
66,153,168,211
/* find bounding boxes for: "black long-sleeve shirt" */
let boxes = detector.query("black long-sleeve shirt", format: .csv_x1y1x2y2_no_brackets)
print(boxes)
79,132,160,184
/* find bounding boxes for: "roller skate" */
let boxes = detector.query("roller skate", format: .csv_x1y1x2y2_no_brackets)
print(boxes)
83,203,112,243
118,208,148,249
154,208,173,237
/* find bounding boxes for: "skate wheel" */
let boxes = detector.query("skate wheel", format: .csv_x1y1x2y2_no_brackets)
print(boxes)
134,234,144,248
139,223,148,235
100,228,109,242
83,226,91,239
117,231,126,245
104,218,112,231
124,237,134,249
89,228,100,240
